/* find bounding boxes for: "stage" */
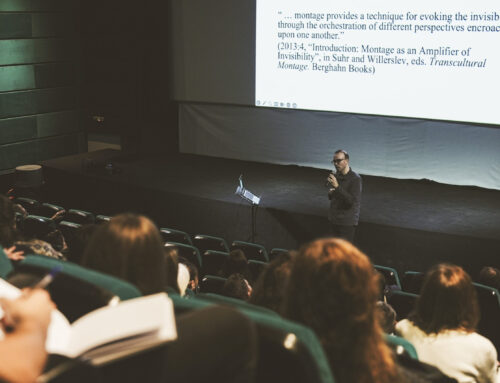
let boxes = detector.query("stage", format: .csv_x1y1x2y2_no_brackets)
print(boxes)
40,149,500,275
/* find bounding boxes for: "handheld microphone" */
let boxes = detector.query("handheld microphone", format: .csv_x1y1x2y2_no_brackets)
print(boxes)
325,171,335,187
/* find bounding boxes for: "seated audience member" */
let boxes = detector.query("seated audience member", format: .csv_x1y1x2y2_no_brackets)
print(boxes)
177,263,190,296
376,301,397,334
0,195,19,249
163,247,180,294
178,257,199,296
478,266,500,291
82,214,166,295
0,289,55,383
249,251,293,312
81,214,258,382
396,263,499,383
222,273,252,301
0,195,64,260
64,224,97,265
220,249,253,283
282,238,456,383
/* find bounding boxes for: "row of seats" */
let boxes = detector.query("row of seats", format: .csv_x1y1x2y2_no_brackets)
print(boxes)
13,197,289,282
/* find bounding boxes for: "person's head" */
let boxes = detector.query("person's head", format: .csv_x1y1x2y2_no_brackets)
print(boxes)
283,238,396,383
163,247,180,294
81,214,166,295
478,266,500,290
223,273,252,301
410,263,479,334
65,224,98,264
376,301,397,334
249,251,293,312
332,149,350,174
222,249,251,280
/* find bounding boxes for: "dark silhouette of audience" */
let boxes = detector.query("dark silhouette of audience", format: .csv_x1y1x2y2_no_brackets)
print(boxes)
478,266,500,291
376,301,397,334
222,273,252,301
249,251,293,312
220,249,253,283
64,224,97,265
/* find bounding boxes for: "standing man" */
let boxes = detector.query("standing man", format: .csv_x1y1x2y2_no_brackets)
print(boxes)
326,149,362,242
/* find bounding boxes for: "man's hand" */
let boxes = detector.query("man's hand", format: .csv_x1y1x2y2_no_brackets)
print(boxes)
327,173,339,188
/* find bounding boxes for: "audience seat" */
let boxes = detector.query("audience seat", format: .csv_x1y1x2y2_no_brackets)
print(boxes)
200,250,229,278
197,292,279,317
164,242,202,270
248,259,267,282
0,246,14,278
387,290,418,320
65,209,96,225
14,197,40,214
193,234,229,253
37,203,65,220
14,212,24,227
58,221,82,242
473,283,500,353
231,240,269,262
402,271,424,294
15,255,141,301
269,248,289,262
20,215,57,239
374,265,402,289
168,295,335,383
9,256,141,322
160,228,193,246
95,215,111,224
199,275,227,295
385,334,418,360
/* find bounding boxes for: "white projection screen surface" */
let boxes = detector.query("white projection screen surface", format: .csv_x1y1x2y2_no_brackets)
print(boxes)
256,0,500,124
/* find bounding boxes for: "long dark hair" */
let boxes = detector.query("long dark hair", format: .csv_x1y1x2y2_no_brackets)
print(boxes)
283,238,397,383
0,195,18,247
82,214,166,295
249,251,292,312
409,263,479,334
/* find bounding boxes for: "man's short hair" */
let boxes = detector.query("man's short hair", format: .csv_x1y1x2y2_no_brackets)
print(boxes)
334,149,349,160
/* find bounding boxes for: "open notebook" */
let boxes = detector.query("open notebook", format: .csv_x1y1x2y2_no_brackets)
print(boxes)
0,279,177,365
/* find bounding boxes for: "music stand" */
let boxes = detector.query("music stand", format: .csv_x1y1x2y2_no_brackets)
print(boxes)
235,175,260,242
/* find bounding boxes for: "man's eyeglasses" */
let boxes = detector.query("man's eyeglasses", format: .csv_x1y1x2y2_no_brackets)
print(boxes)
332,158,345,164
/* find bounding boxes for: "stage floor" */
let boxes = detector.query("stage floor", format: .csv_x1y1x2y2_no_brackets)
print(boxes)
41,149,500,273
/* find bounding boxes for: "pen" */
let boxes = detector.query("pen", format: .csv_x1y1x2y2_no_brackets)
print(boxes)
32,265,63,289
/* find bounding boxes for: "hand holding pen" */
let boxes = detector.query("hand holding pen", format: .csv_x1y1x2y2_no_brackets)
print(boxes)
0,266,61,332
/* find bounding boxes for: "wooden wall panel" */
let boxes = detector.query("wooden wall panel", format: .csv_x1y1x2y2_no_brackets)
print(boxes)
0,0,74,12
0,116,37,144
0,62,74,92
0,88,77,119
0,1,84,172
0,111,80,145
0,39,75,66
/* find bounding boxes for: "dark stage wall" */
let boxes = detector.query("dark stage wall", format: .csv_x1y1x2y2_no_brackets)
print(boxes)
41,150,500,277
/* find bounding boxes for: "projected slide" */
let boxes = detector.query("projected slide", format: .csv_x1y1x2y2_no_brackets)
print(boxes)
255,0,500,124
